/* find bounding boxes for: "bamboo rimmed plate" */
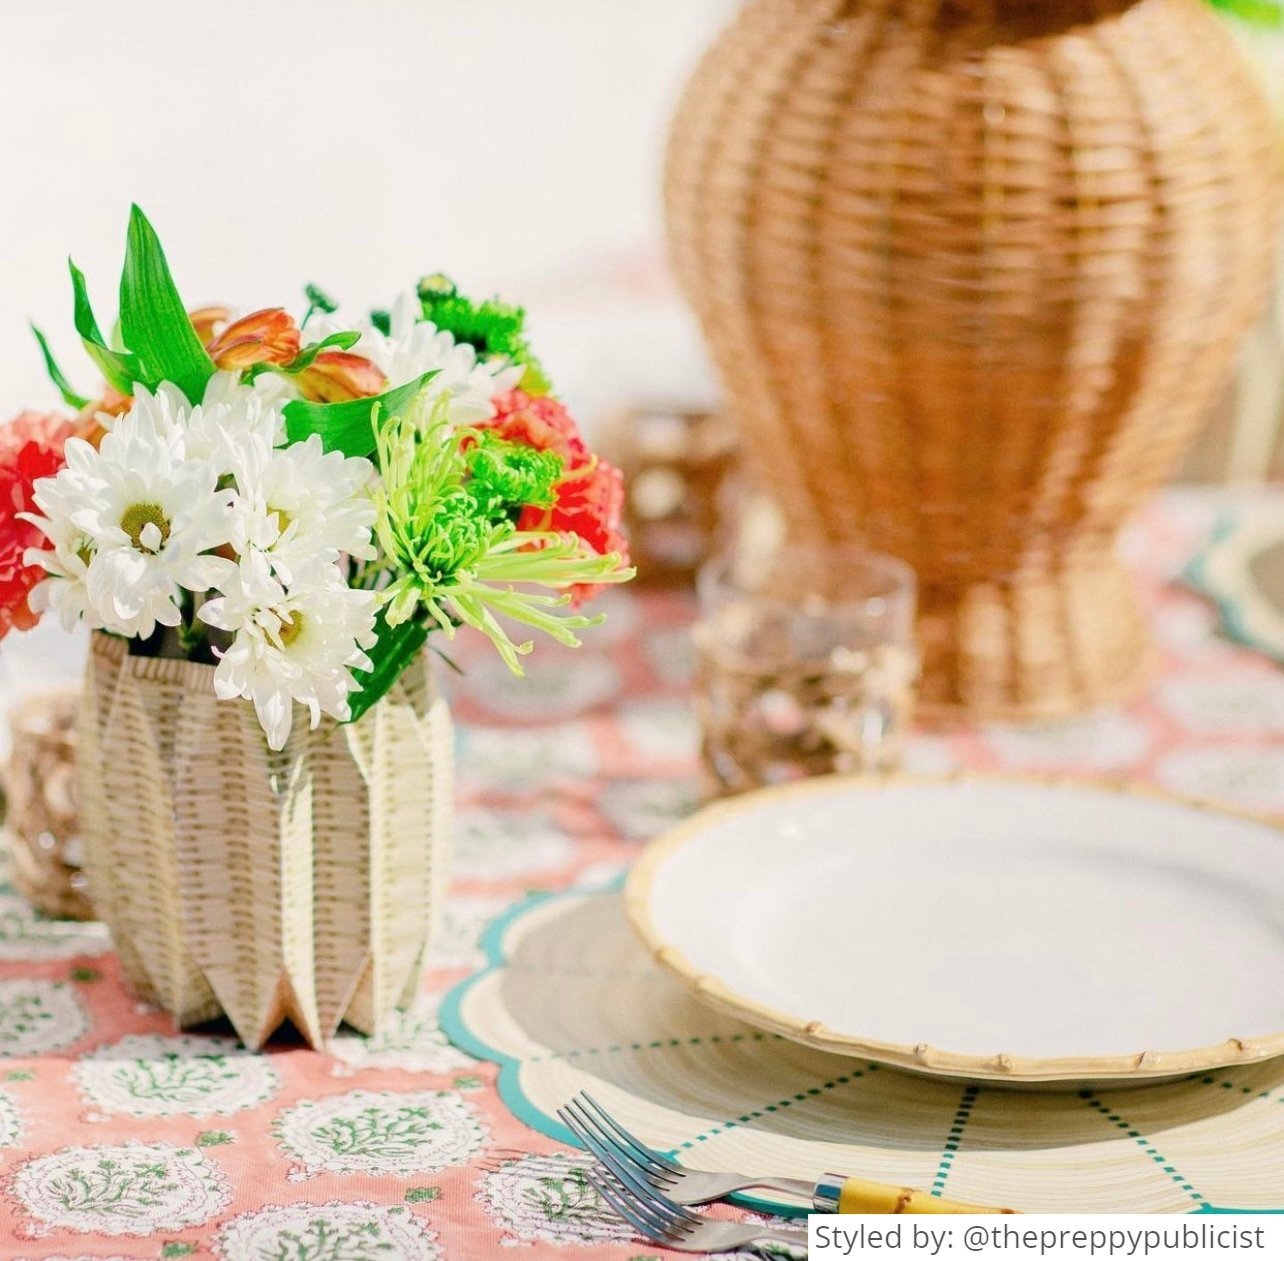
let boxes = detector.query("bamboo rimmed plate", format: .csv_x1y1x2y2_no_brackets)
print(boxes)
625,776,1284,1085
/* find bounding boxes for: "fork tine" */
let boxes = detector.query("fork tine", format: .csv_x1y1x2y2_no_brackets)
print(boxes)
557,1104,664,1206
588,1167,677,1243
567,1098,682,1195
562,1098,656,1181
578,1092,682,1175
575,1135,703,1237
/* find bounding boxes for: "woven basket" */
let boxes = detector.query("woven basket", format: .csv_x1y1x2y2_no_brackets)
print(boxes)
665,0,1284,721
2,690,93,920
77,632,452,1050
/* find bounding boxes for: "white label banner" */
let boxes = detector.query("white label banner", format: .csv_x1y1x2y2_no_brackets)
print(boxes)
809,1215,1281,1261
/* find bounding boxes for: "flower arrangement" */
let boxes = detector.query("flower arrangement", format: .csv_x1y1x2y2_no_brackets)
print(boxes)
2,208,632,749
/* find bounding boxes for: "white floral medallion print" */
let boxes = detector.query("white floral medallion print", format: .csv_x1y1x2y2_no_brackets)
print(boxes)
457,724,597,792
74,1034,280,1118
427,895,511,971
328,1000,476,1074
0,1086,23,1147
451,806,575,883
216,1201,440,1261
643,625,696,686
617,698,700,762
477,1152,628,1246
0,979,87,1056
0,891,110,961
12,1142,230,1236
274,1089,487,1178
463,652,621,720
1155,674,1284,736
596,777,700,842
981,712,1153,770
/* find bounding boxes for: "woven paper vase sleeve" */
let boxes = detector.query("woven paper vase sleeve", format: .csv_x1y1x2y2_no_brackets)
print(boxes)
76,632,453,1050
77,634,220,1025
664,0,1284,720
333,652,454,1037
170,684,323,1049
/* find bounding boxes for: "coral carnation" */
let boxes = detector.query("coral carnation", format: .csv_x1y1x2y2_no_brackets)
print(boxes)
482,390,628,605
480,389,587,463
0,412,74,640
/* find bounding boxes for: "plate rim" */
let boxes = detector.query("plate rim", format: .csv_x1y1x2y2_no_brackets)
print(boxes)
624,772,1284,1084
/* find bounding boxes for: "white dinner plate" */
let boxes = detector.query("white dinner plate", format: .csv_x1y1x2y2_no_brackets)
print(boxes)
625,776,1284,1084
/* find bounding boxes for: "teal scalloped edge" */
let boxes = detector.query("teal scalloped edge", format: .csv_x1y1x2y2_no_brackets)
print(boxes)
438,879,809,1218
1182,511,1284,665
439,884,1283,1217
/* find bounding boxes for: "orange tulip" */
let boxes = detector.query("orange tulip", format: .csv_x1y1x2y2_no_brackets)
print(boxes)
205,307,302,370
188,305,234,345
293,352,386,403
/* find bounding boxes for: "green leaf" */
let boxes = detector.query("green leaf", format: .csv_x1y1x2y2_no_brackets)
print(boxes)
344,607,429,726
1208,0,1282,25
119,204,216,404
69,258,137,395
283,330,361,374
283,371,438,458
405,1186,441,1203
30,324,90,409
196,1130,234,1147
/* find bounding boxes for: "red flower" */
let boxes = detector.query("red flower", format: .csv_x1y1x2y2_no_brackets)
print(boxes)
480,389,629,605
0,412,74,641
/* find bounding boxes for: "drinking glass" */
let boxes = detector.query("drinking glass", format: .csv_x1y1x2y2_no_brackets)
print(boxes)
693,545,918,795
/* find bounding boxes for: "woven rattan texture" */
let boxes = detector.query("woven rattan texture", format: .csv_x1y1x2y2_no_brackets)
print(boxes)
1,691,91,919
665,0,1284,720
77,633,452,1050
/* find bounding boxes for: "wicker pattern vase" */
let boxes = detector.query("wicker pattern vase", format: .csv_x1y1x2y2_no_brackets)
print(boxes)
666,0,1284,720
77,633,452,1050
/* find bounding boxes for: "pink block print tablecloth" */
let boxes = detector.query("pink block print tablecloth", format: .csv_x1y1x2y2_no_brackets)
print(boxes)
0,490,1280,1259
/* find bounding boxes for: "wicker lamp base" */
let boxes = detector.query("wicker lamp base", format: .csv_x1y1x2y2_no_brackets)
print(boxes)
917,554,1151,722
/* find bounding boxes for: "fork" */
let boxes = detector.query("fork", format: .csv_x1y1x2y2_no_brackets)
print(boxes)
588,1163,808,1257
559,1091,1017,1214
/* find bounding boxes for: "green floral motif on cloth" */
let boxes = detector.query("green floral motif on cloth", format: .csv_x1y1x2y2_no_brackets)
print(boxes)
214,1201,439,1261
0,891,110,962
75,1035,280,1118
326,1001,475,1074
0,979,88,1055
12,1142,230,1236
0,1085,23,1146
476,1152,630,1247
274,1090,487,1178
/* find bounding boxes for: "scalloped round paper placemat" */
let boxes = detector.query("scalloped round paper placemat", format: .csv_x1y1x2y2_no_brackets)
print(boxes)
441,887,1284,1216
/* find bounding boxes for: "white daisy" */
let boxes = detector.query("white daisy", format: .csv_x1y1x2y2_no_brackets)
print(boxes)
313,293,521,425
198,555,378,751
184,372,287,472
225,434,377,583
24,387,232,639
22,509,99,632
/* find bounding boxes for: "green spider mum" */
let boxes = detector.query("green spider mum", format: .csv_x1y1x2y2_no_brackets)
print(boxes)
371,399,631,672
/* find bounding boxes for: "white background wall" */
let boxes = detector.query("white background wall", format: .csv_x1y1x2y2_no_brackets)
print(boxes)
0,0,734,720
0,0,735,425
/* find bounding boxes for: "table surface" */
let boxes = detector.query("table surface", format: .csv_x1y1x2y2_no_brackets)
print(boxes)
0,490,1281,1260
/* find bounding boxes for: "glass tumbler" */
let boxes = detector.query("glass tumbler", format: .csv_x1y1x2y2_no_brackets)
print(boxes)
692,546,918,795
